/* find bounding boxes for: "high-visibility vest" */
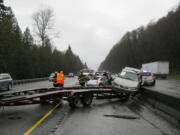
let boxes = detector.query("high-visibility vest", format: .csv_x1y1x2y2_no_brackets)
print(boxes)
57,73,65,84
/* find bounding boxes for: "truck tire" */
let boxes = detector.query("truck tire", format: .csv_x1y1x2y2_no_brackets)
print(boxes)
81,92,93,106
152,80,156,86
69,95,81,108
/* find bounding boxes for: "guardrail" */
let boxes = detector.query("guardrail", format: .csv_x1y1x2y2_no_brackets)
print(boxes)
13,77,48,85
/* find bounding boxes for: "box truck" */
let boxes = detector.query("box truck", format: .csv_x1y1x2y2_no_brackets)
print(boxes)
141,61,169,78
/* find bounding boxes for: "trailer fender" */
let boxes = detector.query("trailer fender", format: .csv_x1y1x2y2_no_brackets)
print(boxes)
69,90,76,97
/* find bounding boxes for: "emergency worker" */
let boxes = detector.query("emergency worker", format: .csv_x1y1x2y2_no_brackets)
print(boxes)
78,72,86,86
53,71,58,87
57,71,65,87
103,72,112,85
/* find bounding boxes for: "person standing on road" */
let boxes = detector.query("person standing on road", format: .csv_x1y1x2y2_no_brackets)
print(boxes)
57,71,65,87
53,71,59,87
78,72,86,86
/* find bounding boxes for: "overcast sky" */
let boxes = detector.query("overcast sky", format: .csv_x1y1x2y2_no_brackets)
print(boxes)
5,0,179,70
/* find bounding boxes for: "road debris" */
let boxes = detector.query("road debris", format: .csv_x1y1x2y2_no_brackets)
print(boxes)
104,114,139,119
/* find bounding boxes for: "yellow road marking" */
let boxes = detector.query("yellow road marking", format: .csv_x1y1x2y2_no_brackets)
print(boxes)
24,102,62,135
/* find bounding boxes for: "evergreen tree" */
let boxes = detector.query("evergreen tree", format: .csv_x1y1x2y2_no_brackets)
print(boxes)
99,5,180,73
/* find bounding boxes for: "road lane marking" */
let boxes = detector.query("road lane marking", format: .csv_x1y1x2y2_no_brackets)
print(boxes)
24,102,62,135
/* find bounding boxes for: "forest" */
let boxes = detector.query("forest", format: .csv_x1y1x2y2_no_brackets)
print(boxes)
99,5,180,74
0,1,84,79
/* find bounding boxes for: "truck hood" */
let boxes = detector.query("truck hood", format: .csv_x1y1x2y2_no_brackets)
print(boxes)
113,77,139,88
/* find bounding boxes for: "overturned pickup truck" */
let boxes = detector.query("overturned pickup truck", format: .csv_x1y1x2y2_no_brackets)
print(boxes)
112,67,141,94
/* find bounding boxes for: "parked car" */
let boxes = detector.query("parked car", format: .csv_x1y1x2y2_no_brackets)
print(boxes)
0,73,13,90
112,67,141,94
141,72,156,86
86,76,108,87
49,73,55,81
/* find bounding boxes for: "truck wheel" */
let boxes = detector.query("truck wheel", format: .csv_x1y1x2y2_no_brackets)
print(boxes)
152,80,156,86
69,95,81,108
81,92,93,106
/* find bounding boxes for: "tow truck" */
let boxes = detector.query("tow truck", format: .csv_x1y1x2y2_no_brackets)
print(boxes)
0,86,133,108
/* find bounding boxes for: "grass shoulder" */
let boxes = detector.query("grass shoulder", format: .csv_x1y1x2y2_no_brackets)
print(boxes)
167,74,180,80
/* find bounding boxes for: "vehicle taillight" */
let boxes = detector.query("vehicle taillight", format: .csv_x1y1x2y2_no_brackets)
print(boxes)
152,76,154,80
96,81,99,84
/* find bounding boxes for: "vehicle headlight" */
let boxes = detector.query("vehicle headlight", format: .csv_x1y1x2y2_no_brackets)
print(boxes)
128,87,137,90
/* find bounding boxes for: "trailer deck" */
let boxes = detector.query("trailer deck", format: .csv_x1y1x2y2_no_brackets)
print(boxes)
0,86,130,107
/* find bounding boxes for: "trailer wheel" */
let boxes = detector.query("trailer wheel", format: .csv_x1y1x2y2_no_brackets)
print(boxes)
69,95,81,108
81,92,93,106
152,80,156,86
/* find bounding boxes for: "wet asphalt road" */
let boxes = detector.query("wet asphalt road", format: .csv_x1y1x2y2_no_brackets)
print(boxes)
0,78,180,135
54,99,180,135
0,77,77,135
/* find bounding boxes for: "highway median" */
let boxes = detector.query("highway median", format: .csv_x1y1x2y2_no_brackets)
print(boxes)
141,80,180,124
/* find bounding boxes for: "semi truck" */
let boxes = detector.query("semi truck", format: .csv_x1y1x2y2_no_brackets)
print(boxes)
141,61,169,79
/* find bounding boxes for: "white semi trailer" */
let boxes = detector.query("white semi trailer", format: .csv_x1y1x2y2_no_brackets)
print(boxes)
141,61,169,78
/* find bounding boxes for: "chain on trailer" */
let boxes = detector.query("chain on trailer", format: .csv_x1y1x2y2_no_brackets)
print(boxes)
0,86,137,107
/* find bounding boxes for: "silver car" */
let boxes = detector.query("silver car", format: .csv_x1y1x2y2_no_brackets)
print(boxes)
86,76,108,87
112,67,141,94
0,73,13,90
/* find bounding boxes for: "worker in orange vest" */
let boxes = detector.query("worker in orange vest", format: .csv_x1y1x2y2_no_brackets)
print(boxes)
57,71,65,87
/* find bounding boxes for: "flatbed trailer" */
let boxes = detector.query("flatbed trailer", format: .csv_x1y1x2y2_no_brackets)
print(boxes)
0,86,133,107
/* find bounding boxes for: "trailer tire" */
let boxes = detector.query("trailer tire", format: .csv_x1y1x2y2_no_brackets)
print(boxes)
81,92,93,106
69,95,81,108
152,80,156,86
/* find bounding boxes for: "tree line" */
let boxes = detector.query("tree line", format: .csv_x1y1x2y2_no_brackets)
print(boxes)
0,1,84,79
99,5,180,74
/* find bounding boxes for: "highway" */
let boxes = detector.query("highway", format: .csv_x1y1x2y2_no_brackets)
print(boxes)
144,80,180,98
0,77,180,135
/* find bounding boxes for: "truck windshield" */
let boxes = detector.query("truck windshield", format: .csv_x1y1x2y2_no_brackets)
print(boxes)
83,70,89,73
119,71,138,81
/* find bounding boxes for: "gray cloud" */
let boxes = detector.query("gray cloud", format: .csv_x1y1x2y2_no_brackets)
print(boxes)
5,0,179,70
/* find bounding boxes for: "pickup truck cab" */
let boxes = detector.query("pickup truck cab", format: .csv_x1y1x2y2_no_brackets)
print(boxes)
112,67,141,94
